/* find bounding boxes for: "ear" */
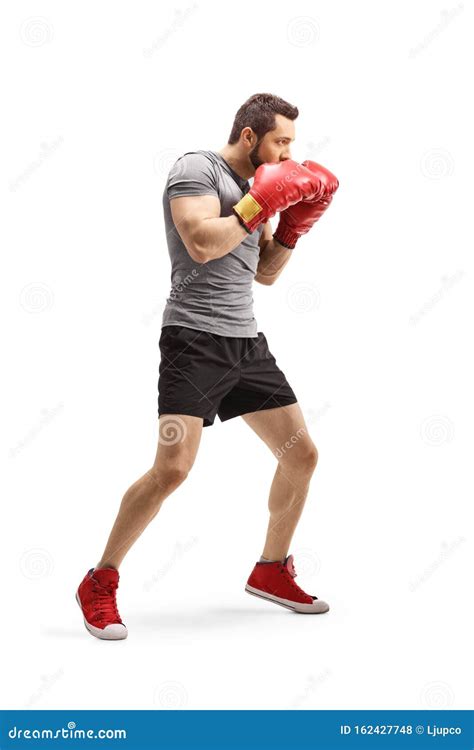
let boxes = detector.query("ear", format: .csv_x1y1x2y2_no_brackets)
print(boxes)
241,127,256,147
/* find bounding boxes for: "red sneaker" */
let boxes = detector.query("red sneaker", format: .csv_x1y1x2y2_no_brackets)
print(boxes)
76,567,128,640
245,554,329,614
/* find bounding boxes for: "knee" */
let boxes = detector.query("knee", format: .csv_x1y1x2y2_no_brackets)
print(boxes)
298,442,319,472
147,464,190,491
279,440,319,473
164,465,190,487
305,443,319,471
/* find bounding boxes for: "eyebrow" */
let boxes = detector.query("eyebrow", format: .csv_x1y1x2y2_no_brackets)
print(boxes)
276,136,295,142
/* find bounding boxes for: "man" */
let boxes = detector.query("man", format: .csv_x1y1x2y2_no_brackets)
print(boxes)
76,93,339,640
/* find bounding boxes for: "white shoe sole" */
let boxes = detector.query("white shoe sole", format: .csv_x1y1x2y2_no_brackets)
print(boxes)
245,584,329,614
75,591,128,640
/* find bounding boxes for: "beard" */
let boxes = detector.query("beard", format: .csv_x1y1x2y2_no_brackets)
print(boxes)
249,139,265,170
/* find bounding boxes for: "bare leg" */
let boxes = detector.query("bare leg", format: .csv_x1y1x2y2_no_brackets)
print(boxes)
96,414,203,570
241,403,318,561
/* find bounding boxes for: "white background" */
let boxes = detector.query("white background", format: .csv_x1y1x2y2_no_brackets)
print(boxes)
1,0,472,711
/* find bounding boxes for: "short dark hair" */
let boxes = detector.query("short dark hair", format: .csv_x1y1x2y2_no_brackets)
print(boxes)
227,93,299,145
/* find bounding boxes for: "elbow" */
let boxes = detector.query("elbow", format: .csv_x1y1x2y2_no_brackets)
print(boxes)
255,273,277,286
186,241,210,265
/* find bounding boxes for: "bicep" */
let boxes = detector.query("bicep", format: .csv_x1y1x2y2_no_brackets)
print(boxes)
170,194,221,259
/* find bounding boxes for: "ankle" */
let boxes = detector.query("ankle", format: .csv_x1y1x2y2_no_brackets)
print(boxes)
95,562,119,571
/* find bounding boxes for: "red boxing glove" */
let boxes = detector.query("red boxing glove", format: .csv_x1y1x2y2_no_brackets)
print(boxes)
233,160,325,234
304,160,339,195
273,161,339,250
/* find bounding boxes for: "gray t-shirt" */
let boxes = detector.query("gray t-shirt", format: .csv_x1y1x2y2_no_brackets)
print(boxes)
161,149,263,337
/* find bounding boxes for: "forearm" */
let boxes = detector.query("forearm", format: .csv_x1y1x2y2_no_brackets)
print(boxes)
255,238,293,284
192,215,248,263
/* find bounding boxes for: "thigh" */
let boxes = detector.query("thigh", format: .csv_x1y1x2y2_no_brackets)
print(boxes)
217,332,297,424
241,402,317,462
152,413,203,473
158,325,239,426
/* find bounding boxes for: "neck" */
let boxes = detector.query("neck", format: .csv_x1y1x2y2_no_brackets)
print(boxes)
217,144,255,180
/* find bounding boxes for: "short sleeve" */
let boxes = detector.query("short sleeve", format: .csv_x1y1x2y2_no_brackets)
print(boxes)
167,152,219,200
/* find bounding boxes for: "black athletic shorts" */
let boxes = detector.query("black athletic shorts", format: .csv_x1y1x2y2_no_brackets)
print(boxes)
158,325,298,427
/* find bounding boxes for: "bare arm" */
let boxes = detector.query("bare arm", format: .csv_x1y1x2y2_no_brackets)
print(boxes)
170,194,248,264
255,221,293,285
